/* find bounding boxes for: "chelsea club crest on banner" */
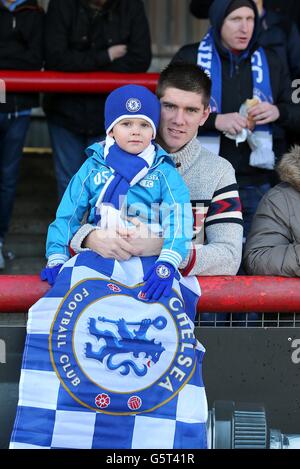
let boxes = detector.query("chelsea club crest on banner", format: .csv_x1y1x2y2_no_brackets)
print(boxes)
49,278,197,415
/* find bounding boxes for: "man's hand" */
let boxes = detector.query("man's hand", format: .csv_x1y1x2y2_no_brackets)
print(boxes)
247,102,280,125
215,113,248,135
108,44,127,61
124,218,164,257
83,219,164,260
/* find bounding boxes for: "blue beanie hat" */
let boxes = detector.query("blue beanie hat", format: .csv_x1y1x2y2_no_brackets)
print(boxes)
105,85,160,138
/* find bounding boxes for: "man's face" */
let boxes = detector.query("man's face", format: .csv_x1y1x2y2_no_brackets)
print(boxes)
221,7,255,51
158,87,210,153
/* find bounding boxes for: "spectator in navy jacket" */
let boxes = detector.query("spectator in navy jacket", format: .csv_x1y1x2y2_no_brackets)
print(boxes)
43,0,152,200
0,0,44,270
190,0,300,80
175,0,300,239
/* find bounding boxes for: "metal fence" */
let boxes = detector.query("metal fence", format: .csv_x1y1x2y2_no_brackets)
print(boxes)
195,312,300,328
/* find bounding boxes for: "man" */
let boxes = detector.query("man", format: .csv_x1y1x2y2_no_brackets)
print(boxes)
71,62,243,277
190,0,300,81
190,0,300,31
174,0,300,238
0,0,44,269
43,0,152,199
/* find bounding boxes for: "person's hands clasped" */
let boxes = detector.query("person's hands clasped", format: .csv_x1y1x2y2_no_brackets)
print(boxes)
124,217,164,257
83,219,164,260
247,102,280,125
215,113,248,135
83,227,134,261
108,44,127,61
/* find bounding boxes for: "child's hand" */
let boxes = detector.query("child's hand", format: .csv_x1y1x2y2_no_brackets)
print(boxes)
141,262,177,300
40,263,63,286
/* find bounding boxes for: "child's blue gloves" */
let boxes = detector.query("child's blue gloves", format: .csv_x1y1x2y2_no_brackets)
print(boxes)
40,263,63,286
141,261,178,300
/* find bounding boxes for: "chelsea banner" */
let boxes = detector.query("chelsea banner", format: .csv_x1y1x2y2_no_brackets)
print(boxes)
10,252,207,449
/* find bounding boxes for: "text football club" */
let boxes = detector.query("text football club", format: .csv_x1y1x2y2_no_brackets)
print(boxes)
49,278,197,414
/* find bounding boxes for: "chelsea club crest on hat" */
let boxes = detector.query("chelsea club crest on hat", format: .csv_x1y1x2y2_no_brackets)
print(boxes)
105,84,161,138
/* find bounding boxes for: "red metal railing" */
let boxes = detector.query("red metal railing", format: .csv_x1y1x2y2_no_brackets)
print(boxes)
0,71,159,93
0,275,300,314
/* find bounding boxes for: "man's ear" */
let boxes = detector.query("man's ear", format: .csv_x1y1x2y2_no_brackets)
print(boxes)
199,105,211,127
108,129,114,137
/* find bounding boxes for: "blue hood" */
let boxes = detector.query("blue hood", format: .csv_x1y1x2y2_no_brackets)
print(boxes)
208,0,259,57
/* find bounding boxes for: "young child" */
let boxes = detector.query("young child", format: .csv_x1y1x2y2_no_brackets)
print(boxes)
41,85,193,299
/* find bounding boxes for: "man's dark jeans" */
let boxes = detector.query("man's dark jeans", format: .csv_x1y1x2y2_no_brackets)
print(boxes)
0,113,30,241
48,122,104,200
239,182,271,240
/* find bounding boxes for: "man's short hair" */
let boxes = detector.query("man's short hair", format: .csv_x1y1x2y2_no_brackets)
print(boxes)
156,62,212,109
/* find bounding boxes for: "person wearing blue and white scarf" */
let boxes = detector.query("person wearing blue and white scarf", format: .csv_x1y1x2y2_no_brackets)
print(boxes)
41,85,193,300
171,0,300,239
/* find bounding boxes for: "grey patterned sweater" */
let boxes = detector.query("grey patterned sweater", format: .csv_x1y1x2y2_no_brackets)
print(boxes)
71,137,243,275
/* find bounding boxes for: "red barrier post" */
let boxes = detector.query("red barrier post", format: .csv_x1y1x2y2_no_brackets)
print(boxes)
0,71,159,93
1,72,300,315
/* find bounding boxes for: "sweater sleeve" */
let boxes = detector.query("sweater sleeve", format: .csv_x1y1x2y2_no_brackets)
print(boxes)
185,164,243,276
156,166,193,269
243,189,300,277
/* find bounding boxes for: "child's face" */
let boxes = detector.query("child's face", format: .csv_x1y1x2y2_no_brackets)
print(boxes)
109,118,154,154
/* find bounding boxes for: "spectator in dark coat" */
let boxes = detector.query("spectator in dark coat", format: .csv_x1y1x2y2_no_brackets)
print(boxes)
173,0,300,239
190,0,300,29
0,0,44,270
190,0,300,80
43,0,152,199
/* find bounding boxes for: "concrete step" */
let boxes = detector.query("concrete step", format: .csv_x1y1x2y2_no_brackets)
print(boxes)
0,255,45,275
9,219,50,236
4,234,46,257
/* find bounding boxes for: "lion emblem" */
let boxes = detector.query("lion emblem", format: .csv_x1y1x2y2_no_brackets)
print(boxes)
85,315,167,377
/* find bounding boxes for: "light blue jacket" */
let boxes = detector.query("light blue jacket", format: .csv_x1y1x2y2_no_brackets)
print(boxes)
46,142,193,269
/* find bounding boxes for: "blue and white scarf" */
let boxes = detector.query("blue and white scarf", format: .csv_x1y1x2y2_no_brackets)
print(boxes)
197,30,275,169
94,137,155,228
0,0,28,11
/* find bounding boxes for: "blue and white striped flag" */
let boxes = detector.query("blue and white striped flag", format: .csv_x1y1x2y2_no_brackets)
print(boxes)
10,252,207,449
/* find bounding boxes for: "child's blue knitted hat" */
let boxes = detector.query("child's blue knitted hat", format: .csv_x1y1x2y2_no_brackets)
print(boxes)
105,84,160,138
